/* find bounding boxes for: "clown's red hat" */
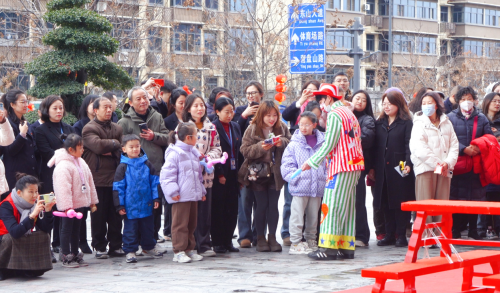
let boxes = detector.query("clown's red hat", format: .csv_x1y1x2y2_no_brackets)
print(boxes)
312,83,343,100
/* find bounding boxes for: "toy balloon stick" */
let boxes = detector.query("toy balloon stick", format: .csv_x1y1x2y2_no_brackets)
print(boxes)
200,160,214,174
53,209,83,219
206,152,229,169
291,169,302,179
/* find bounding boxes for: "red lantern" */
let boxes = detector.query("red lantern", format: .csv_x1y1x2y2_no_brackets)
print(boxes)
275,84,287,93
275,93,286,104
276,74,287,84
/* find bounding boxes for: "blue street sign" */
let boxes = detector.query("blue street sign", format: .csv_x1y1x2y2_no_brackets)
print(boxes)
289,3,326,74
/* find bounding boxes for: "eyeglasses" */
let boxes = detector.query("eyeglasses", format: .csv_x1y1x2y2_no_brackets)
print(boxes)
246,91,259,96
298,123,313,128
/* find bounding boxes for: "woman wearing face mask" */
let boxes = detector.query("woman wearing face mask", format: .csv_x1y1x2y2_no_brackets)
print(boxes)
409,92,459,225
447,86,493,239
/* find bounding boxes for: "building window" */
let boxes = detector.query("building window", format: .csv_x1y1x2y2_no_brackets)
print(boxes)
343,0,360,12
228,28,254,55
149,0,163,5
379,3,389,16
485,42,500,57
366,70,375,88
326,0,341,10
366,34,375,51
173,24,201,53
453,6,463,23
417,1,436,20
204,31,217,54
366,0,375,15
326,30,353,50
148,28,162,52
464,40,483,57
416,37,436,54
111,19,138,50
440,40,448,56
485,9,500,27
379,36,389,52
176,70,202,94
440,6,448,22
171,0,201,7
464,7,483,25
204,77,218,98
228,0,255,13
0,12,27,40
206,0,218,9
394,0,415,18
393,35,414,53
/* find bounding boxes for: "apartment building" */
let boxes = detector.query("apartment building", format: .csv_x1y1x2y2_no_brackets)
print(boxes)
1,0,500,98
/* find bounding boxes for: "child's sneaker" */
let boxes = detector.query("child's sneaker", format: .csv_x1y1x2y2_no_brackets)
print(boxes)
61,253,80,268
486,227,499,240
306,239,319,251
172,251,191,263
126,252,137,263
186,251,203,261
289,242,313,255
142,248,163,259
74,252,89,267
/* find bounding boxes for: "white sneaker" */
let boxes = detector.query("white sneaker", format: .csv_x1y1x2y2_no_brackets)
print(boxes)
486,228,499,240
199,249,216,257
306,239,318,251
135,246,143,256
142,248,163,259
126,252,137,263
289,242,313,255
355,240,368,247
185,251,203,261
172,251,191,263
155,243,168,253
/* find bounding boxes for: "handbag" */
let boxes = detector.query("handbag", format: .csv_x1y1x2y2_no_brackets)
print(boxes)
247,162,271,181
454,116,478,176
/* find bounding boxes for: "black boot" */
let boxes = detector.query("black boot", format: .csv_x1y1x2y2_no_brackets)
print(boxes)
225,244,240,252
214,246,227,253
377,235,396,246
395,237,408,247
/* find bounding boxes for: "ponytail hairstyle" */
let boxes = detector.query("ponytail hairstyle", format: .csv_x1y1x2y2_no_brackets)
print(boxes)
214,97,235,118
62,133,83,151
0,89,27,122
168,121,197,145
300,111,318,124
15,172,40,192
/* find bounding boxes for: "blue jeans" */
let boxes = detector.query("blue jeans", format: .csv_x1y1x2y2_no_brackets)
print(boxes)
280,183,292,239
122,215,156,254
237,186,259,243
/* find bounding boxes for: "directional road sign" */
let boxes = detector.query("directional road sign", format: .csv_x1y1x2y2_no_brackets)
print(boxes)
288,3,326,74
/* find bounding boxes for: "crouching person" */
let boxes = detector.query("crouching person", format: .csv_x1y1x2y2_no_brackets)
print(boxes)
113,134,163,263
0,174,56,280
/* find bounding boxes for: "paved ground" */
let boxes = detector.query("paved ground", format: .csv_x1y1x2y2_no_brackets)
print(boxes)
0,187,490,293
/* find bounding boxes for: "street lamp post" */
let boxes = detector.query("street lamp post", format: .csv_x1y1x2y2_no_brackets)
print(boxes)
386,0,393,87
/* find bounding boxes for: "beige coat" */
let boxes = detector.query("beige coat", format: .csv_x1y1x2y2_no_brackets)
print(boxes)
0,120,15,194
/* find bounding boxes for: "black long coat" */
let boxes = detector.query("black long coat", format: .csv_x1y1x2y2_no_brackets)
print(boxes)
34,121,75,193
372,117,416,209
0,115,38,190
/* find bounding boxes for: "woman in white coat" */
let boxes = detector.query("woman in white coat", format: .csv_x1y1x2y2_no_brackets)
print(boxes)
0,108,15,196
410,91,459,223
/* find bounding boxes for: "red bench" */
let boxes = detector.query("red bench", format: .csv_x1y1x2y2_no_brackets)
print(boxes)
483,274,500,293
361,250,500,293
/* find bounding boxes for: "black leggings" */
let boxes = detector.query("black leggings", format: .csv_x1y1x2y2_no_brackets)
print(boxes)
60,208,84,255
253,188,281,236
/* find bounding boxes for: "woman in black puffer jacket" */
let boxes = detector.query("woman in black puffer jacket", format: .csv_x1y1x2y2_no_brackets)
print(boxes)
347,90,376,247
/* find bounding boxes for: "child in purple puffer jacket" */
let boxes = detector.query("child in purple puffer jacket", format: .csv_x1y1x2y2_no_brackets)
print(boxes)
281,112,326,255
160,122,206,264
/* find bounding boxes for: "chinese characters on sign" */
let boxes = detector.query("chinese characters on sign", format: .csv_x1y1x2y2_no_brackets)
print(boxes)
289,4,326,74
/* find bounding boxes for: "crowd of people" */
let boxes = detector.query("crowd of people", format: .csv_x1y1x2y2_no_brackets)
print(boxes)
0,75,500,279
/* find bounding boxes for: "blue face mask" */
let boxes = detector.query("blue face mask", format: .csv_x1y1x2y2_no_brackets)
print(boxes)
421,104,436,117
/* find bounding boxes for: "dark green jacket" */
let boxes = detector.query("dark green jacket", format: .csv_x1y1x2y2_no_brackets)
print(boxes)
118,107,169,175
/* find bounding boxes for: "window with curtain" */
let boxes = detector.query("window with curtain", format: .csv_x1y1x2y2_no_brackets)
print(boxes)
394,0,415,18
485,9,500,26
206,0,218,10
417,1,436,20
343,0,360,12
393,35,415,53
416,37,436,54
464,40,483,57
464,7,483,25
326,30,353,50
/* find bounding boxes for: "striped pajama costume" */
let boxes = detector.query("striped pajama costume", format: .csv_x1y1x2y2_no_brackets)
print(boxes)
308,101,364,254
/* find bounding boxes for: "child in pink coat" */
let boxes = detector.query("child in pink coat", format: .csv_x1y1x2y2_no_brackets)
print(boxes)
48,133,98,268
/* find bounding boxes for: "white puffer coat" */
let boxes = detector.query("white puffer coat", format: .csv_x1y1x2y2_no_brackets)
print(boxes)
0,121,15,194
410,112,459,176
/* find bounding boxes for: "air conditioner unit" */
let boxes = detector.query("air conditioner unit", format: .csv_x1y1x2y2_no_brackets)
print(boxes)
364,4,370,11
97,2,107,12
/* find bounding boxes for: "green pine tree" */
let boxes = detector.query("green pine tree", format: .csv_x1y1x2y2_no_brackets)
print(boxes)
25,0,134,114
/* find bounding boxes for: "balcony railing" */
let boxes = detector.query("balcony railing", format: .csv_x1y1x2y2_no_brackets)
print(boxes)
439,23,456,36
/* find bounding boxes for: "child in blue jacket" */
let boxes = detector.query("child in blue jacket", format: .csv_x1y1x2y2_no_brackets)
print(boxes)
281,112,326,255
113,134,163,263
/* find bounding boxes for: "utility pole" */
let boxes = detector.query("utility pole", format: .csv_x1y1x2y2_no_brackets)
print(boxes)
386,0,393,87
325,17,364,91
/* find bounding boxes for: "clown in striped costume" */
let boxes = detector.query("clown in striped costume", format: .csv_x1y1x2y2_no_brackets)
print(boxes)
302,84,364,260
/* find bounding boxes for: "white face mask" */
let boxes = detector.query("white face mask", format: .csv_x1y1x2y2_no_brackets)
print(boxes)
460,100,474,112
421,104,436,117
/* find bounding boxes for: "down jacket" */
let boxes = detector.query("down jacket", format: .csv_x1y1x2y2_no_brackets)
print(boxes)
49,148,99,211
281,129,326,197
113,151,159,220
160,140,207,204
471,134,500,186
190,117,222,188
410,112,459,176
0,120,14,195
